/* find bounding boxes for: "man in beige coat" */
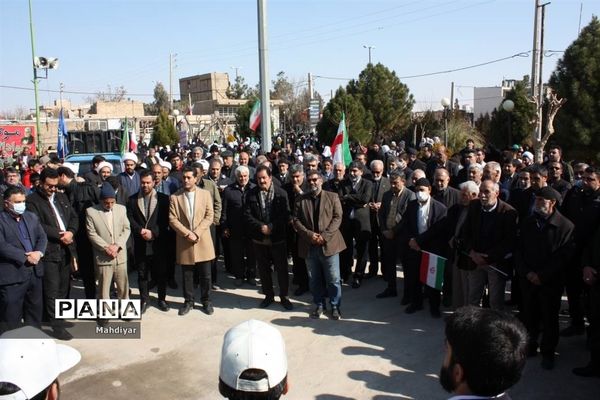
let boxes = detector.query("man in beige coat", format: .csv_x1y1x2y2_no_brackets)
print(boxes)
86,183,131,325
169,166,215,316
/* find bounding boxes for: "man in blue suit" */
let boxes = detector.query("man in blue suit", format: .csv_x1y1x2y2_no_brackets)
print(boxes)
0,186,48,333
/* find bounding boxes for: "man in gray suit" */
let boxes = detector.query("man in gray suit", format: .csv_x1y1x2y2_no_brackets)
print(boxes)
86,183,131,325
293,170,346,320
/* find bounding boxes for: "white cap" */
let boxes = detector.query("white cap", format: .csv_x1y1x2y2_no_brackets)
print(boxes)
219,320,287,393
0,326,81,400
522,151,534,160
381,145,390,153
122,152,138,164
140,162,147,169
322,146,332,158
199,159,209,171
159,160,172,170
95,161,113,174
61,162,79,174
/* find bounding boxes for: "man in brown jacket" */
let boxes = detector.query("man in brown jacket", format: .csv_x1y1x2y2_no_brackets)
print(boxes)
169,166,215,316
293,170,346,320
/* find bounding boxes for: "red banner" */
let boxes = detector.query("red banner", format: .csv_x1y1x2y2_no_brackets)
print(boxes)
0,125,36,154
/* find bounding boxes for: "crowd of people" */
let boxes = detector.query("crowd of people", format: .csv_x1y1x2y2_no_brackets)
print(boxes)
0,136,598,381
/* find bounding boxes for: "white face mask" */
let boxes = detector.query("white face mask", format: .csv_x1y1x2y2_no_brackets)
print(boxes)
12,202,26,215
416,191,430,203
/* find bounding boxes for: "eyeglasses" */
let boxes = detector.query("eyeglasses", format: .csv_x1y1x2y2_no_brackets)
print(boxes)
44,183,58,189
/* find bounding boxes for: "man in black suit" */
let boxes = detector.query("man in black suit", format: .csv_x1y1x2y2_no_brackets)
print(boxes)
425,145,459,184
376,171,415,299
432,168,461,209
407,147,426,172
26,168,78,340
516,187,575,370
274,157,291,185
404,178,447,317
0,186,47,333
127,169,171,313
221,165,256,286
341,162,372,288
460,180,518,310
367,160,390,279
244,165,293,310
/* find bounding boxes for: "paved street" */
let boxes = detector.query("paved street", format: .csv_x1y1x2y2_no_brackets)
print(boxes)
58,267,598,400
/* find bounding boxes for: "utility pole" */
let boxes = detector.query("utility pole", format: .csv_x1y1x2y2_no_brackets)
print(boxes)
59,82,64,109
169,53,177,111
257,0,272,152
308,73,313,100
450,81,455,112
363,45,375,64
531,1,550,162
231,66,242,79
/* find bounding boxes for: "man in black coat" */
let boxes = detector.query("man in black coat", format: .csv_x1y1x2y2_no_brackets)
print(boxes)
341,162,372,288
432,168,461,209
367,160,390,279
26,168,78,340
375,171,415,299
0,186,47,333
403,178,447,316
516,187,574,370
57,166,100,300
244,165,292,310
407,147,426,172
425,145,460,184
221,165,256,286
560,166,600,336
459,180,517,311
127,170,171,313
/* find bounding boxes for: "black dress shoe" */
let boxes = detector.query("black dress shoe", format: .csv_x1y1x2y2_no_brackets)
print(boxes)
351,277,361,289
363,272,377,279
202,302,214,315
260,297,275,308
280,297,293,310
404,304,423,314
52,327,73,341
331,307,341,320
294,287,309,296
157,300,170,312
178,302,193,316
376,289,398,299
245,278,257,287
141,302,149,315
168,278,178,290
310,305,324,319
572,364,600,378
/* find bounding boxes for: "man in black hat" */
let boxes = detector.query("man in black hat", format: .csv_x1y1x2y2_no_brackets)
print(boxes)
516,186,574,370
407,148,426,172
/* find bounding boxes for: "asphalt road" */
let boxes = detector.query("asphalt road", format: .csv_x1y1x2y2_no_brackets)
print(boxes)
57,266,598,400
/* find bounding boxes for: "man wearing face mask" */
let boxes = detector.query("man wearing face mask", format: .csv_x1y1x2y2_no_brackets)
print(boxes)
439,306,527,399
572,163,589,188
404,178,447,316
26,168,78,340
0,186,47,333
516,187,574,370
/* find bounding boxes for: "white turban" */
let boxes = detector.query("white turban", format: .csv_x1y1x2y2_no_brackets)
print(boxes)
522,151,534,160
61,162,79,174
322,146,332,158
96,161,113,174
123,152,138,164
159,160,172,170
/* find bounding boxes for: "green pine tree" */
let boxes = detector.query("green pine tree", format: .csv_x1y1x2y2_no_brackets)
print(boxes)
151,110,179,147
549,16,600,161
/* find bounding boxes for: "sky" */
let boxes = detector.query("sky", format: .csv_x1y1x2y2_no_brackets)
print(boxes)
1,0,599,113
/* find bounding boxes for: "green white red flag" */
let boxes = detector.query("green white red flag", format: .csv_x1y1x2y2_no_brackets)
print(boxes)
331,113,352,166
249,100,261,131
420,251,446,290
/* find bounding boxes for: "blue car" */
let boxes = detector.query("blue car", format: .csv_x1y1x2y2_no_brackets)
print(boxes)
65,153,124,175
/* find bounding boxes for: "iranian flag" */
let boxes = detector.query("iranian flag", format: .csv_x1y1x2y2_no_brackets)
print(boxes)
129,128,138,153
249,100,261,131
331,113,352,166
120,118,129,154
419,251,446,290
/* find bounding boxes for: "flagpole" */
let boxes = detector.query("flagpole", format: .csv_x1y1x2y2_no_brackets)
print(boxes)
257,0,271,153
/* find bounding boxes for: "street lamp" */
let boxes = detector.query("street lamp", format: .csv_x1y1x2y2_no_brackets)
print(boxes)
502,99,515,148
363,45,375,64
441,97,451,147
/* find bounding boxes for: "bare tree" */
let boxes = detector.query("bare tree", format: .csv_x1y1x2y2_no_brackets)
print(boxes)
530,88,567,162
